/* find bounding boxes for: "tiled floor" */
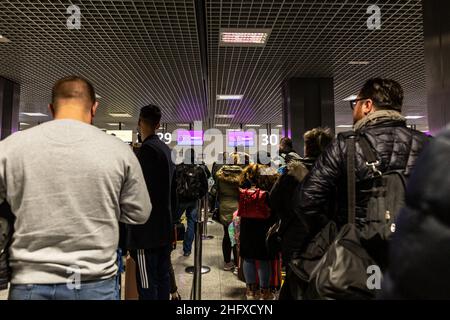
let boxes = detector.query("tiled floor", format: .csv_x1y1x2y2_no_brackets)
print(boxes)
0,219,246,300
0,286,7,300
171,219,245,300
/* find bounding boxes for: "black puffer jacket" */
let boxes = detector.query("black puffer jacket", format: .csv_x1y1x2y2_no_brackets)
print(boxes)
0,202,14,289
295,119,429,255
270,158,313,262
381,127,450,299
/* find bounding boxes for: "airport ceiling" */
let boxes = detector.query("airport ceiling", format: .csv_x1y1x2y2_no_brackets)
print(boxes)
0,0,427,131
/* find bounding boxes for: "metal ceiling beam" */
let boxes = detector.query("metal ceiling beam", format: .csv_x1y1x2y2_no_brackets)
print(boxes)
194,0,210,128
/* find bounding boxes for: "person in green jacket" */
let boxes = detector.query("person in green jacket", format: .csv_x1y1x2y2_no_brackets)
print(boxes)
215,153,246,271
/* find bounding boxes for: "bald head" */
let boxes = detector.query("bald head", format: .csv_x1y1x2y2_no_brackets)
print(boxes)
51,76,96,110
49,76,98,123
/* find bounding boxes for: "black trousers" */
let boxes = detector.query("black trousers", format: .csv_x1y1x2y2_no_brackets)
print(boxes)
222,224,237,264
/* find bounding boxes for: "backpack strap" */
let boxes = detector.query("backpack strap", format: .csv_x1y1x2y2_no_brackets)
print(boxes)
358,135,382,177
345,133,356,225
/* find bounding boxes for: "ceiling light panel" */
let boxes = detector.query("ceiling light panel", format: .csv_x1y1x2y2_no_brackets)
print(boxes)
109,113,132,118
20,112,48,117
219,28,271,47
217,95,243,100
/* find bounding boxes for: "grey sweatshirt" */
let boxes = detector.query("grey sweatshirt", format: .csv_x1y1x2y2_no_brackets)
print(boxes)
0,119,151,284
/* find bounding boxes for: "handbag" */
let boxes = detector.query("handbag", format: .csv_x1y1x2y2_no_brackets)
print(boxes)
289,221,338,283
305,133,376,300
238,188,271,220
265,220,282,257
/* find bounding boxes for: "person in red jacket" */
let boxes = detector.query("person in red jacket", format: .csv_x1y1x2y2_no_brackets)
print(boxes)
238,163,279,300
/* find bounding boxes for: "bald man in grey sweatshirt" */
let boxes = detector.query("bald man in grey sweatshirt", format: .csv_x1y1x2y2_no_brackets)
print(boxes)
0,76,151,300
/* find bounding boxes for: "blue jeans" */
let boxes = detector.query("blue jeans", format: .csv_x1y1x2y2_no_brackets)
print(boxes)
130,245,171,300
176,200,198,254
243,259,271,289
9,277,118,300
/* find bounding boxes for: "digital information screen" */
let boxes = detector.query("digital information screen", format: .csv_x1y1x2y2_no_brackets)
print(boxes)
176,130,204,146
228,131,255,147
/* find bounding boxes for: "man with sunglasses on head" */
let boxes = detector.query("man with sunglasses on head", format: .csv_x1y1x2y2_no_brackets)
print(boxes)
292,78,429,289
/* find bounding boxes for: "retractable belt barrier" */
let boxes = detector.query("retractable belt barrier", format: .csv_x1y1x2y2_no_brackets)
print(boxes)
186,196,211,300
202,196,214,240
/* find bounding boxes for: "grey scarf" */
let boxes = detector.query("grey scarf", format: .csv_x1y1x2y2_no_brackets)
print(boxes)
354,110,406,131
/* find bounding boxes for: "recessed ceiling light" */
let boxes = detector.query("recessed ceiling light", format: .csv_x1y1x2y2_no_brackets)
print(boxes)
220,28,271,47
343,95,358,101
348,61,370,65
176,124,190,127
405,116,425,120
337,125,354,128
276,125,283,128
215,124,230,127
217,95,243,100
20,112,48,117
107,123,120,126
215,114,235,118
245,124,261,127
0,35,10,43
109,112,132,118
20,122,30,126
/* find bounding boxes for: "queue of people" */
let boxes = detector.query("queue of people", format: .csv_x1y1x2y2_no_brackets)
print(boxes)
0,75,447,300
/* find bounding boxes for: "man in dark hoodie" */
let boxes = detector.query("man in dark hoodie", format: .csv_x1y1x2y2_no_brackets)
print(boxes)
127,104,176,300
0,202,13,290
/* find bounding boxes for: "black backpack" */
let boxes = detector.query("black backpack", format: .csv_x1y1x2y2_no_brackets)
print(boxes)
356,133,407,243
176,164,208,201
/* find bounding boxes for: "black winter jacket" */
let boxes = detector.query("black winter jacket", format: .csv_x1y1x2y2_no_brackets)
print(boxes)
381,128,450,299
295,119,429,260
269,158,313,262
0,202,14,289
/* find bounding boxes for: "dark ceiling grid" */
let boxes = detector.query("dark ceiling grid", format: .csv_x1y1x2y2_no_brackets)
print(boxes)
0,0,206,128
92,0,205,124
306,0,422,122
148,0,201,122
216,1,248,125
101,0,176,112
330,1,419,85
225,0,291,126
209,0,280,126
0,0,427,131
2,1,133,117
206,0,426,130
218,1,263,126
237,0,334,126
86,1,173,118
1,0,152,123
331,2,425,126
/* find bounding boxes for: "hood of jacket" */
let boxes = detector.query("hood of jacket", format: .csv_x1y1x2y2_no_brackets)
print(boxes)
287,160,309,182
354,109,406,132
216,165,243,184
